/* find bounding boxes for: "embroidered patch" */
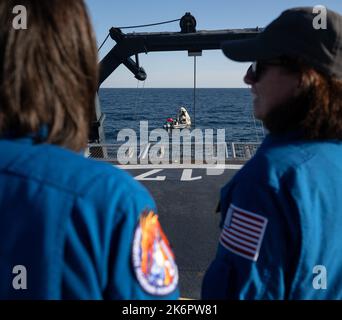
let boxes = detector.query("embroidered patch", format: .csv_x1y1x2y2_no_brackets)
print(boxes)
219,204,268,261
132,211,178,295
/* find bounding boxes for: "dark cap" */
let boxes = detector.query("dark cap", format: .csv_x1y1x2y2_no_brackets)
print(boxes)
221,7,342,78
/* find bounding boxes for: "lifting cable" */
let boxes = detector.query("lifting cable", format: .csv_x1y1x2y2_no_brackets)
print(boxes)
98,18,181,52
193,56,197,129
190,51,201,130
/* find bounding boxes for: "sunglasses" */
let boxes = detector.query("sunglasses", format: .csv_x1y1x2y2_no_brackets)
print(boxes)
247,60,286,82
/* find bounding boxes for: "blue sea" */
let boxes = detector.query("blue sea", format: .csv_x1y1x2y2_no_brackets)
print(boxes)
98,88,265,143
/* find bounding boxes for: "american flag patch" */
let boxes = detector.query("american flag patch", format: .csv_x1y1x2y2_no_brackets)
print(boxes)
220,204,268,261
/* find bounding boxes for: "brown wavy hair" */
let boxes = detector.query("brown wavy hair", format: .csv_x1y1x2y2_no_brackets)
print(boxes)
262,59,342,140
0,0,98,151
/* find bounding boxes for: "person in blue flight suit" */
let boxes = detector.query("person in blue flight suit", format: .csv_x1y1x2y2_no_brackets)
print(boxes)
0,0,178,299
202,7,342,299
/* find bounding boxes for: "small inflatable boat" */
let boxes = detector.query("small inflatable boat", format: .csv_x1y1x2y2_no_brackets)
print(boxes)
163,107,191,130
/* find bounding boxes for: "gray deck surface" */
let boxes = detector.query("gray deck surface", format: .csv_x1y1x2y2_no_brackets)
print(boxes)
125,168,238,299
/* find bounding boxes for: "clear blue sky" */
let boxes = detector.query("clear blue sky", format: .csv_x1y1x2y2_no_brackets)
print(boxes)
85,0,341,88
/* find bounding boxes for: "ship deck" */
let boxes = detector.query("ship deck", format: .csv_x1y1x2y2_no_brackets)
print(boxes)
88,143,252,299
123,167,240,299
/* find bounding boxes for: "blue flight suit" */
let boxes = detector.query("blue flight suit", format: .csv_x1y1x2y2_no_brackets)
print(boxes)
0,138,179,300
202,132,342,299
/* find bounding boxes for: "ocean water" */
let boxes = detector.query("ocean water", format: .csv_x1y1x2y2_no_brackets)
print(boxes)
98,88,265,143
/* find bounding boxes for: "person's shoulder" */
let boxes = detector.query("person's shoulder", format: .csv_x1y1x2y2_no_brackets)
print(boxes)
262,140,314,168
237,140,316,189
12,143,146,198
261,139,342,170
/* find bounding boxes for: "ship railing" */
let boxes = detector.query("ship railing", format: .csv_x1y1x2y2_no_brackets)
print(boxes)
230,142,261,160
87,141,261,163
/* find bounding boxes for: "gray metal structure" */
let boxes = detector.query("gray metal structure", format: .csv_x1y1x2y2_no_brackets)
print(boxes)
91,13,261,144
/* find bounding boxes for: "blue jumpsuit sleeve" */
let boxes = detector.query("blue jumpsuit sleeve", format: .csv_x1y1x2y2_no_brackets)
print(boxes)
202,179,299,300
62,169,179,300
105,180,179,300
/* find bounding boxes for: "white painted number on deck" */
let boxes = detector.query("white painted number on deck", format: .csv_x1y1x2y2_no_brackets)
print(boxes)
134,169,166,181
180,169,202,181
